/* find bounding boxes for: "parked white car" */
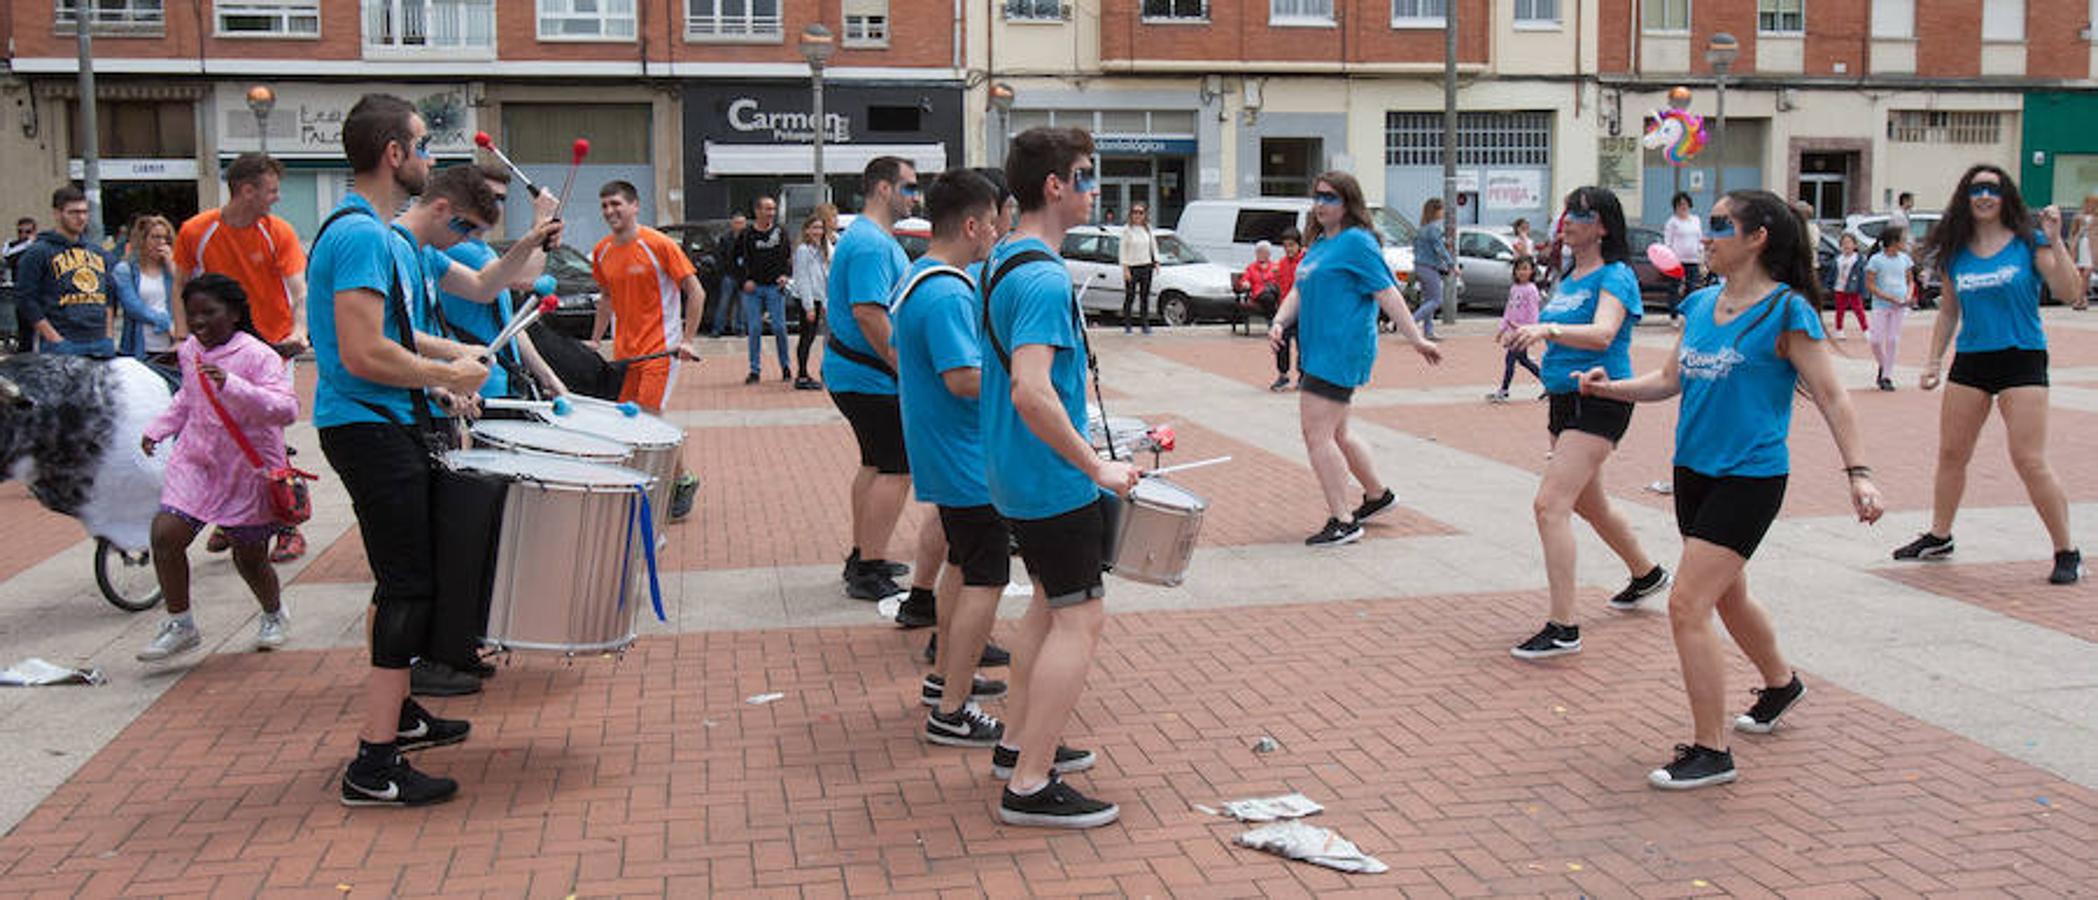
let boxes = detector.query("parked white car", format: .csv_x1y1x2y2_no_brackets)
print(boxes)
1173,197,1420,283
1056,225,1241,325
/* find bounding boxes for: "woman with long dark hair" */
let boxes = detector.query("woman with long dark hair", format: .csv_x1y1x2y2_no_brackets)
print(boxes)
1267,171,1442,546
1580,190,1881,789
1501,186,1670,660
1892,164,2087,584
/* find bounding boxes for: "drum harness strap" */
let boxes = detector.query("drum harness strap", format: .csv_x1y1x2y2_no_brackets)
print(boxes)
980,250,1125,461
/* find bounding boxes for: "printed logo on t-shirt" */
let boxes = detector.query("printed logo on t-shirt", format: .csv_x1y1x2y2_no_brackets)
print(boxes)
1679,345,1746,382
1544,286,1590,315
1953,264,2019,295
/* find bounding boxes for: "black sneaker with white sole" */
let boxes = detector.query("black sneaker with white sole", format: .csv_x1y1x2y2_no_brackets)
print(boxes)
847,571,909,603
1304,518,1363,547
340,749,459,808
2049,549,2084,585
991,743,1096,779
1733,674,1805,734
924,702,1004,747
921,673,1009,706
997,774,1120,829
1350,489,1398,523
922,634,1011,667
396,699,471,752
1510,622,1581,660
1892,532,1955,561
1608,565,1671,610
1647,743,1737,790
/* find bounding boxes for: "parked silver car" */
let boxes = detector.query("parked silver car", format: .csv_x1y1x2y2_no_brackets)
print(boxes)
1058,225,1241,325
1452,226,1524,311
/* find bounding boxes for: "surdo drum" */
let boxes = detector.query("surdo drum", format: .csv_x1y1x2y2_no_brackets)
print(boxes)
470,419,632,466
1107,476,1208,587
528,396,684,527
444,449,656,654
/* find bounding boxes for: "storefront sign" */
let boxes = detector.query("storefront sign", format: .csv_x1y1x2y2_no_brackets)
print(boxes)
67,158,201,181
727,97,851,143
215,83,476,158
1597,136,1642,191
1094,135,1198,156
1482,170,1544,210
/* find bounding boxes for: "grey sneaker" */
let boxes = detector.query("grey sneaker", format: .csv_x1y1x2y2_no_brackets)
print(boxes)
137,618,201,662
255,611,289,651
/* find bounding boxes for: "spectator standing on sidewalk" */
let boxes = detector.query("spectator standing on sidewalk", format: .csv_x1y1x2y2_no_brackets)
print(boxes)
1663,192,1705,323
709,212,746,337
1118,203,1158,334
17,186,125,357
790,210,831,390
1410,198,1454,339
735,197,794,384
113,215,179,359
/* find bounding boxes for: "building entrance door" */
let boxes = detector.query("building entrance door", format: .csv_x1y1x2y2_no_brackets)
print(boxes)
1097,157,1155,225
1260,138,1321,198
1797,151,1855,222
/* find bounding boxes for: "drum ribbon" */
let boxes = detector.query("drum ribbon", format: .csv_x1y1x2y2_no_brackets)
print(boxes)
616,488,668,622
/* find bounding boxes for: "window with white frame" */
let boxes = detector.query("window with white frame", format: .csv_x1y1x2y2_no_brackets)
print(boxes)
1869,0,1912,38
1981,0,2022,41
1888,111,2001,145
54,0,165,34
1643,0,1690,31
1386,111,1553,167
1515,0,1559,25
1271,0,1333,24
217,0,319,36
687,0,781,38
1757,0,1802,33
1142,0,1206,20
843,0,888,45
1390,0,1444,26
540,0,637,39
1005,0,1064,20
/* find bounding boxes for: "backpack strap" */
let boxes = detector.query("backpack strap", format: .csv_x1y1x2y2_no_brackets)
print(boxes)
317,205,441,440
886,264,971,316
978,250,1060,371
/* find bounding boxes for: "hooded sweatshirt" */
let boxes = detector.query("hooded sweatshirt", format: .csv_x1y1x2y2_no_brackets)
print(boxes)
15,230,117,343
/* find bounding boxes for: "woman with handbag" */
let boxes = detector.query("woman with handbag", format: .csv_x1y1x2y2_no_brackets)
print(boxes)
136,273,304,661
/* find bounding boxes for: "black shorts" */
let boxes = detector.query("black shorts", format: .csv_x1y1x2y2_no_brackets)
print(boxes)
1547,392,1635,444
1673,467,1788,560
939,504,1012,587
1010,496,1110,608
1948,348,2049,394
1300,373,1356,403
320,422,437,669
831,391,910,474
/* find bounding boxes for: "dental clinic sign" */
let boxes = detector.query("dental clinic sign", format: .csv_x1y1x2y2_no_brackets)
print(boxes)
727,98,851,143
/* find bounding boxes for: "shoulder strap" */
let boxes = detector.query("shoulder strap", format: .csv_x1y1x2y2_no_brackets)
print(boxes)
317,205,439,436
887,264,970,316
197,368,266,471
978,250,1060,371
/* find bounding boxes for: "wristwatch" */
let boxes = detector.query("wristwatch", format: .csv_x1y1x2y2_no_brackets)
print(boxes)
1548,324,1564,339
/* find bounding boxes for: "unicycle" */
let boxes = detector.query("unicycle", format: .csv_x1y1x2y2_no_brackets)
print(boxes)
95,538,163,612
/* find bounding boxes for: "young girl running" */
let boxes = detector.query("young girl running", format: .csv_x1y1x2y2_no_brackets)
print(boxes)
135,274,300,661
1862,227,1915,391
1580,190,1882,789
1488,255,1544,402
1502,187,1670,660
1892,164,2088,583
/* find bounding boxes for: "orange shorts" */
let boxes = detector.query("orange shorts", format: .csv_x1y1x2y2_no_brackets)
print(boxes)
618,358,677,412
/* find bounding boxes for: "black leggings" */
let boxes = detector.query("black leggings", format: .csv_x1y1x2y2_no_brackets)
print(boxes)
1123,265,1155,325
1500,348,1541,392
795,301,823,378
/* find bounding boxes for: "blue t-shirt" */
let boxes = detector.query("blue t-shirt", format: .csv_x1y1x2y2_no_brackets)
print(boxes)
1294,228,1396,389
435,240,514,398
1539,261,1644,394
308,193,439,428
822,216,909,395
890,258,989,508
1948,237,2046,353
1864,251,1912,311
981,237,1096,521
1673,285,1824,478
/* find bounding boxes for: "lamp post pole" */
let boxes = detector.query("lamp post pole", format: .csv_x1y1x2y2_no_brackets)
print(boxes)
800,24,836,207
1706,34,1739,200
1439,0,1459,325
76,9,102,243
988,83,1016,169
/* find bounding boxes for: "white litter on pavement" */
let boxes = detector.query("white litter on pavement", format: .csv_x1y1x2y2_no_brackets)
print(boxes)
744,692,786,705
1202,792,1325,822
1235,820,1389,874
0,658,105,687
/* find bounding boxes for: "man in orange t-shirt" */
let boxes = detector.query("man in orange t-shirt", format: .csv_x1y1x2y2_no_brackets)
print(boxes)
588,179,704,518
175,153,308,349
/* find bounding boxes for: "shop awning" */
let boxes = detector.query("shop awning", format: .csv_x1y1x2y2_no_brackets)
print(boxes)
704,142,947,178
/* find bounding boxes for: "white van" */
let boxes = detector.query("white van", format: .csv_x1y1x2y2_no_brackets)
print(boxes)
1174,198,1421,282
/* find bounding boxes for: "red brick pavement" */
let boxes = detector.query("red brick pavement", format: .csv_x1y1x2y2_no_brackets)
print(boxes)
1131,421,1450,545
1877,560,2098,643
0,485,90,583
1135,331,1674,393
3,589,2091,898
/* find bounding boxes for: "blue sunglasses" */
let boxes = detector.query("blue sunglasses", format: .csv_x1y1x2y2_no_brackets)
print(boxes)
1313,191,1342,206
1967,182,2004,200
1707,214,1738,238
1563,209,1599,224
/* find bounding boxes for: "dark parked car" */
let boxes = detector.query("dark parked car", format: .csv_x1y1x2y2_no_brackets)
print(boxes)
491,241,602,339
658,220,738,327
1625,226,1685,312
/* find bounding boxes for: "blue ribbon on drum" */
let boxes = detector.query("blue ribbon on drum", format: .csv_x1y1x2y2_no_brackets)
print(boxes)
617,487,667,623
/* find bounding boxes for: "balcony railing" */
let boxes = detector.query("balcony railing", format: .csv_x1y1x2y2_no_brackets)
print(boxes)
363,0,495,57
686,0,783,40
54,0,167,36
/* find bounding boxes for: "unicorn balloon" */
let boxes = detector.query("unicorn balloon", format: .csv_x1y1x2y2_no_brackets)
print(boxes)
1642,108,1708,166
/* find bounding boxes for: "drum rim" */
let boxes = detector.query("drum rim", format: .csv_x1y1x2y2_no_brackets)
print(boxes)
471,420,634,455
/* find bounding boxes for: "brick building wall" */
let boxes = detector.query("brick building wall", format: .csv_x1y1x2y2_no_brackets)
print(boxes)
1095,0,1488,67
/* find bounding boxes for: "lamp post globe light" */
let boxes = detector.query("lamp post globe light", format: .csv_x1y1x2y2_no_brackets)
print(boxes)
246,85,276,157
987,82,1016,168
1704,33,1739,197
800,24,836,205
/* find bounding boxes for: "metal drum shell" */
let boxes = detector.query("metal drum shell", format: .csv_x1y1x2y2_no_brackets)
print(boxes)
530,396,684,526
470,420,633,467
1109,476,1208,587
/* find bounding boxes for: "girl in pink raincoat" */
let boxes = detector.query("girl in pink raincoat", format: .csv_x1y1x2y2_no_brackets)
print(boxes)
135,273,299,662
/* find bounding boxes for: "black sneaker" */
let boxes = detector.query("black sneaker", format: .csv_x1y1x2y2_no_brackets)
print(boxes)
1877,377,1896,392
924,702,1005,747
991,743,1095,779
1269,376,1290,392
340,751,459,808
2049,549,2084,585
1733,674,1805,734
1304,518,1363,547
842,550,909,581
1351,489,1398,523
847,571,909,603
922,634,1010,667
396,699,472,752
409,659,481,697
998,774,1120,829
895,587,936,629
1510,622,1581,660
1892,532,1955,561
921,673,1009,706
1647,743,1737,790
1609,565,1672,610
744,371,760,384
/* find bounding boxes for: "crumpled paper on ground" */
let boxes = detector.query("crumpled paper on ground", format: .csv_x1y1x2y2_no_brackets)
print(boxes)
0,658,105,687
1196,792,1325,822
1235,820,1389,874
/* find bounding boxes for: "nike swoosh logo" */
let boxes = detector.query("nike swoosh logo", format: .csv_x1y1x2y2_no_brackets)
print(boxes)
399,722,430,739
352,780,401,801
932,718,969,734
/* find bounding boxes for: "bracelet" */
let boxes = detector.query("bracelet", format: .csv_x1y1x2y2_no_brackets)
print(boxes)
1842,465,1873,479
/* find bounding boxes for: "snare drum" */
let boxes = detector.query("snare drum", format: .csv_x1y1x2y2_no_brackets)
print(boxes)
444,449,656,654
533,396,685,525
1108,476,1207,587
1088,414,1151,461
470,419,632,466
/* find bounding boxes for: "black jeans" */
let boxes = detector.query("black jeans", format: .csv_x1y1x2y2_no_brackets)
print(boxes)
795,300,823,378
1122,264,1155,327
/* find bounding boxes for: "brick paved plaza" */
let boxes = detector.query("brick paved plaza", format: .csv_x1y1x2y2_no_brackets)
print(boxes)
1,313,2095,897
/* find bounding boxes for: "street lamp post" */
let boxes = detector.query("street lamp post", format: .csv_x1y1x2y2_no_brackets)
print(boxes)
1705,33,1739,199
799,24,836,206
987,83,1016,169
246,85,277,157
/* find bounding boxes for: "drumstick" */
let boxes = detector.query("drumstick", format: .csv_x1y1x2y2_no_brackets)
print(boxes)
484,296,559,362
1145,456,1232,478
483,396,574,416
472,131,544,198
554,138,590,216
608,348,683,366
